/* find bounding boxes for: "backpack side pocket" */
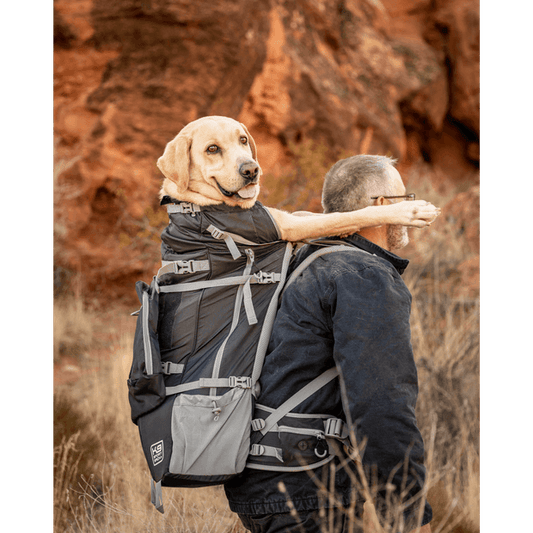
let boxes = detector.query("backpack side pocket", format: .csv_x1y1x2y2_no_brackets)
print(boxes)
128,279,166,425
169,386,252,477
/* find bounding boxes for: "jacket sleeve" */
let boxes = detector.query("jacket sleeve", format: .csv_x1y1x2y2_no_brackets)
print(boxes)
328,262,432,528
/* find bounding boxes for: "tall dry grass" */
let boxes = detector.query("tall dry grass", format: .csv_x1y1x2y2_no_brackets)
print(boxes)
54,326,241,533
54,163,479,533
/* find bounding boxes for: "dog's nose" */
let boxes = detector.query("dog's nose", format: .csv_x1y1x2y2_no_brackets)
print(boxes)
239,161,259,182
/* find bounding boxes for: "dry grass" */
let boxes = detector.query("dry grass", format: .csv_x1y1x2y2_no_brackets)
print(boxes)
53,163,479,533
54,329,242,533
54,296,97,362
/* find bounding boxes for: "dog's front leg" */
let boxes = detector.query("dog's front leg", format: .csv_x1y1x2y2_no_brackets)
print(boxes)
268,201,440,242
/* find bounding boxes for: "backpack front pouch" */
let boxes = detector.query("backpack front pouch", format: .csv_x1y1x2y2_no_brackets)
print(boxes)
169,386,253,477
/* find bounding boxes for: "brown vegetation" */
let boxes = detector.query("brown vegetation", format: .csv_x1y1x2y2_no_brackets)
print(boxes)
53,162,479,532
53,0,479,303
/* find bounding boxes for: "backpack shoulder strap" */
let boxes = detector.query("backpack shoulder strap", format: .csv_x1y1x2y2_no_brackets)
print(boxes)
257,242,368,436
282,243,369,296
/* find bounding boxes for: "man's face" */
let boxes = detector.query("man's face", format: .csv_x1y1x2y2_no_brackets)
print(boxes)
385,165,409,251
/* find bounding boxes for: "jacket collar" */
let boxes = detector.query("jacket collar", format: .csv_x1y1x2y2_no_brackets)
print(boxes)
336,233,409,275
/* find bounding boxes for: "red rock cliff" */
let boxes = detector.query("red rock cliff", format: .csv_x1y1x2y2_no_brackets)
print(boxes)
54,0,479,303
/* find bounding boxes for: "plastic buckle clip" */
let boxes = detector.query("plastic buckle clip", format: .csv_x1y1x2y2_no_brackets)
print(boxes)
229,376,252,389
254,272,276,284
174,260,194,274
180,202,198,215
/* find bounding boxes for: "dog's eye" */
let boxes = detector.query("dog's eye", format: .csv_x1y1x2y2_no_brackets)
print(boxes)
240,136,248,145
207,145,219,153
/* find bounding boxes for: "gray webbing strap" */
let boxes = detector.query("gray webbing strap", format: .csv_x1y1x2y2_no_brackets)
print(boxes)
282,245,368,297
242,250,257,325
167,202,201,215
157,260,210,278
209,249,255,395
158,274,250,293
207,224,242,259
246,454,334,473
150,479,164,513
222,231,259,247
251,242,294,385
258,367,339,436
165,376,252,396
243,280,257,325
142,291,153,375
161,362,184,375
158,272,281,293
249,444,283,462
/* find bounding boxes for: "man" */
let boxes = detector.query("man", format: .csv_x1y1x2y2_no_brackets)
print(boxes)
224,155,434,533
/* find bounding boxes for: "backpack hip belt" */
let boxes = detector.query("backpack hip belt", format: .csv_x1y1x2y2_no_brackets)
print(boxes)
245,368,352,472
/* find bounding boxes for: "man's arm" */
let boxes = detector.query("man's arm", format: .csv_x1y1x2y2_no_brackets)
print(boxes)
329,262,432,530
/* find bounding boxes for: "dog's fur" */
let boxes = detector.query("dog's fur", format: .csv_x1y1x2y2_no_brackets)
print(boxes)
157,116,439,242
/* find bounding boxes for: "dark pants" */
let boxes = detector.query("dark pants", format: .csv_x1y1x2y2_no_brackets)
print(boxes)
237,508,362,533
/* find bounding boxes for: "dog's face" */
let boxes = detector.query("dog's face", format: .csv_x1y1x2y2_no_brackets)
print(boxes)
158,116,262,208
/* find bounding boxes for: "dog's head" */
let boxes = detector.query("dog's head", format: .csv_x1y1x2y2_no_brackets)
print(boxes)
157,116,262,209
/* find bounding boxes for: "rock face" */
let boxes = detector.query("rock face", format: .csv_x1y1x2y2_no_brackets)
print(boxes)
54,0,479,302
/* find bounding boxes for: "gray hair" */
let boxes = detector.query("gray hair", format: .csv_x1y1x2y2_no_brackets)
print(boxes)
321,155,398,213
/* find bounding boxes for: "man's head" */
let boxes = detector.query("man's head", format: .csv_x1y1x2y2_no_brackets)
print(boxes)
322,155,409,251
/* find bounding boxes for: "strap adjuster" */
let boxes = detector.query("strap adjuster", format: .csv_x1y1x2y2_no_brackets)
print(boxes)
251,418,266,431
250,444,265,456
228,376,252,389
324,418,345,438
209,227,225,240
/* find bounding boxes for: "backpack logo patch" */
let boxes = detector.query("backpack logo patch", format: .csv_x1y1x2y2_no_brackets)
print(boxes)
150,440,164,466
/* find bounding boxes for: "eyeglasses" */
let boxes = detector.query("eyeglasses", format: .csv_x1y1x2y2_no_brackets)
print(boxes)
370,193,416,201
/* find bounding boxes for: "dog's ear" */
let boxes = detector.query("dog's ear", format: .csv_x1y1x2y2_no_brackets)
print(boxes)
157,134,191,193
240,122,258,161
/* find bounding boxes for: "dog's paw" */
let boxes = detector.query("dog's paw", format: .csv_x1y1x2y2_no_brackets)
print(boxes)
387,200,441,227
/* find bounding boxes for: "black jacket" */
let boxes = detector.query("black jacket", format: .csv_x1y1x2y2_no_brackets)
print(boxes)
224,234,432,528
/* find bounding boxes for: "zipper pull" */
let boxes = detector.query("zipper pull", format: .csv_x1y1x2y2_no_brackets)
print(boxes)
212,400,222,421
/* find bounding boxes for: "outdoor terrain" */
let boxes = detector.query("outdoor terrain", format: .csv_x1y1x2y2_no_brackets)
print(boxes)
53,0,480,531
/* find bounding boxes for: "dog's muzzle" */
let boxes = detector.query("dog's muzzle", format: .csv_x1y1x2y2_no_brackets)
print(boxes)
239,161,259,183
217,182,237,197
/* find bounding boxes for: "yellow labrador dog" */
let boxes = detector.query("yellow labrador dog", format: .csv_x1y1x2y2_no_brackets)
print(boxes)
157,116,439,241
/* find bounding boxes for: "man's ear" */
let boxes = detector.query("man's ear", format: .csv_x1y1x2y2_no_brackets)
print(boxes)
157,133,191,193
240,122,258,161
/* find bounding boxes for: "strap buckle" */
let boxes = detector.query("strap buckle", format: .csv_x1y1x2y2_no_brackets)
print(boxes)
324,418,345,438
174,260,194,274
250,444,265,456
228,376,252,389
253,271,276,284
251,418,266,431
209,227,225,240
179,202,199,215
